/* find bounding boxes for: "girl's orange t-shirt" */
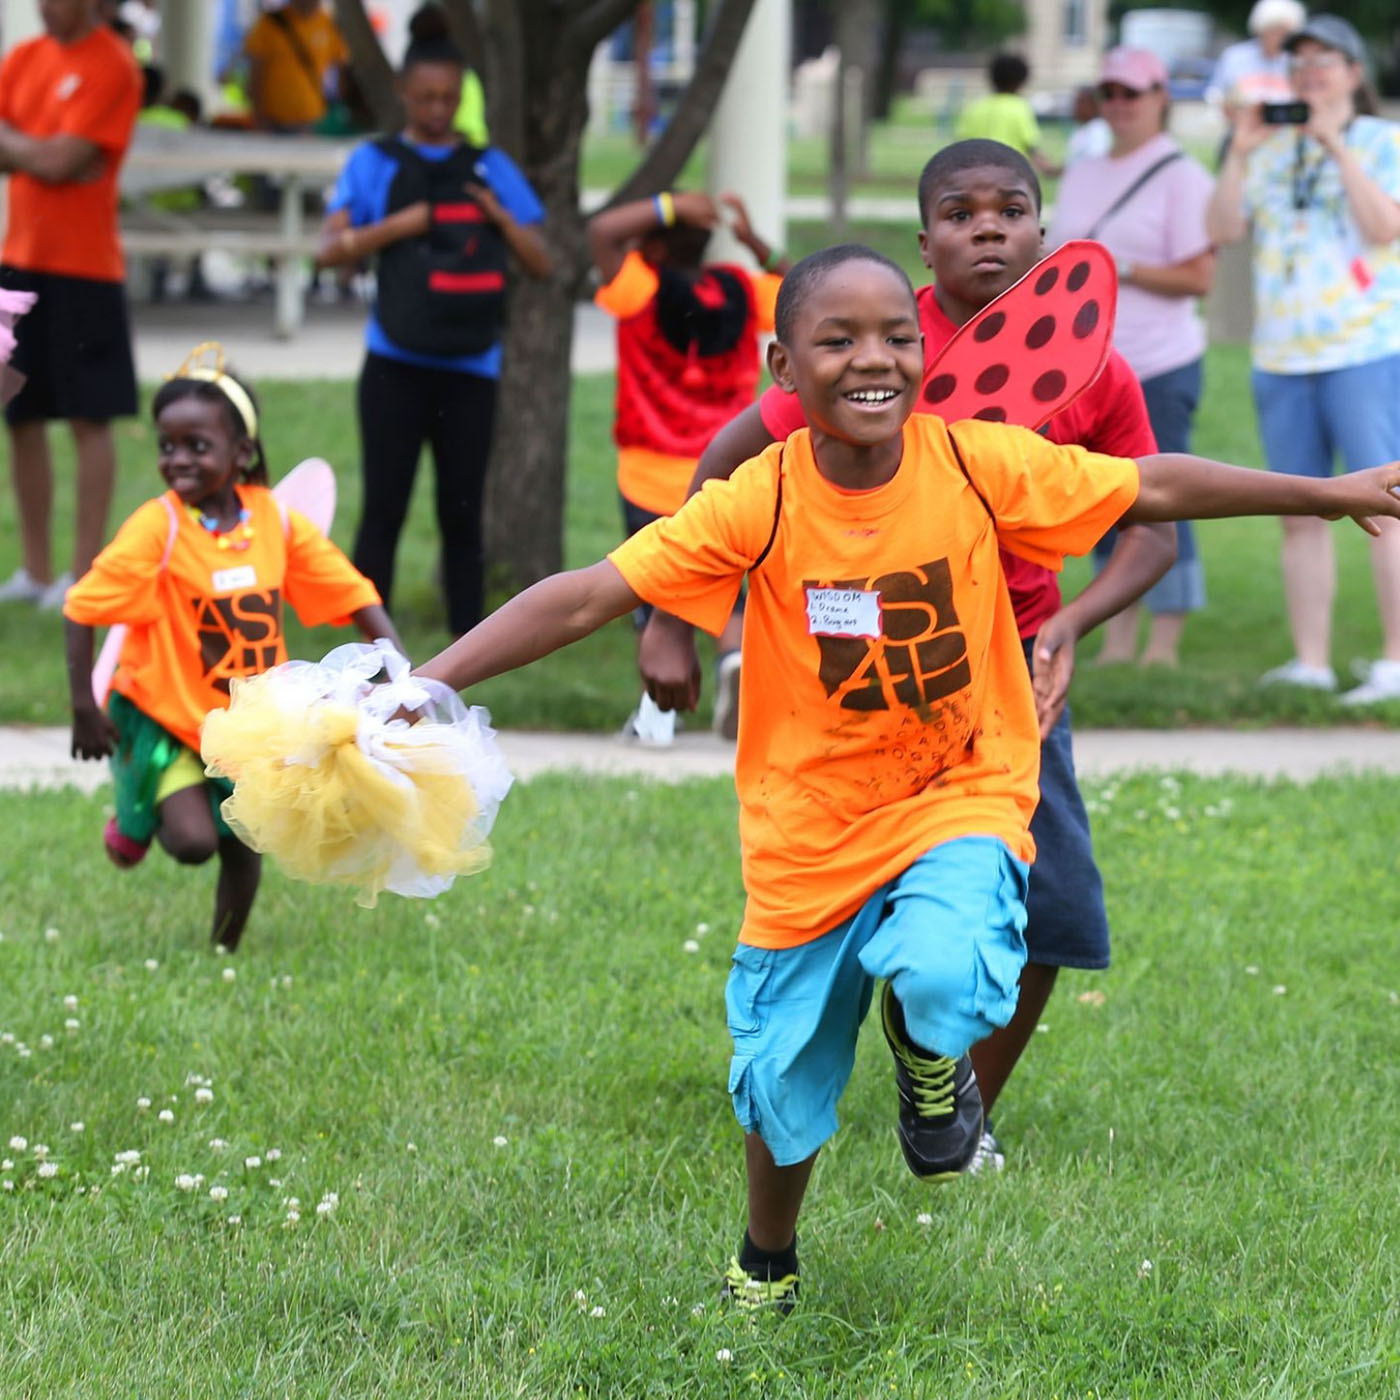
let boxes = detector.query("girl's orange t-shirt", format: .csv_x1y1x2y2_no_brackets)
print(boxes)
64,486,381,752
609,416,1139,949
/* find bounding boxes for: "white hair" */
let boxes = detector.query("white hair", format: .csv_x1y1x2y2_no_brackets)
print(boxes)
1247,0,1306,35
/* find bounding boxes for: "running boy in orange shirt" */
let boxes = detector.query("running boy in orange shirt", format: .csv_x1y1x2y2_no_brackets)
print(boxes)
412,245,1400,1308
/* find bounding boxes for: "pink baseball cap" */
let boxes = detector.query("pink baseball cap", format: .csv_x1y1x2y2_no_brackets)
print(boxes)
1098,48,1168,92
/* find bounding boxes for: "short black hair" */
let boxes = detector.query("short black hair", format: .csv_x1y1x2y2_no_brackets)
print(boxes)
152,373,269,485
774,244,915,345
989,53,1030,93
917,139,1042,227
403,2,464,71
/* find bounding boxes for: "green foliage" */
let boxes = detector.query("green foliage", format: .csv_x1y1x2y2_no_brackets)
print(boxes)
0,772,1398,1393
901,0,1026,49
1112,0,1396,44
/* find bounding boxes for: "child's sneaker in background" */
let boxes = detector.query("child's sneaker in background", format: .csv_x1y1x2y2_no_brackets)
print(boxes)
1339,658,1400,707
965,1128,1005,1175
712,650,742,740
1257,658,1337,691
0,568,45,604
620,690,676,746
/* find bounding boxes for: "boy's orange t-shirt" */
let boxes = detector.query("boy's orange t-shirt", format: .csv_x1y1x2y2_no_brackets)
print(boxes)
0,26,141,281
609,417,1139,949
64,485,381,752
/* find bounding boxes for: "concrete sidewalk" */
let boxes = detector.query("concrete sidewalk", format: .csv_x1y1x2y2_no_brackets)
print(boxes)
5,724,1400,795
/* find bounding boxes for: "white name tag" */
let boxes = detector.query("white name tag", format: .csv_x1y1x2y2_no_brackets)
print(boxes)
805,586,881,638
212,566,256,592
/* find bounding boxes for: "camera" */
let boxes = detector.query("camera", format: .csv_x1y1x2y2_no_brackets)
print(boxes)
1261,100,1310,125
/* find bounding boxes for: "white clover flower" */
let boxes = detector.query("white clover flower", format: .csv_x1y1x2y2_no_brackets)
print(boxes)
0,1033,12,1045
1138,1259,1154,1277
114,1150,141,1166
1245,965,1260,976
208,1138,228,1151
264,1148,281,1162
283,1196,300,1209
2,1180,11,1192
424,913,441,929
16,1046,30,1059
144,959,159,972
1164,806,1181,822
589,1306,605,1318
222,968,236,983
64,1018,79,1032
0,1160,9,1171
316,1192,339,1217
157,1109,175,1124
284,1210,301,1225
690,1304,705,1317
209,1185,229,1203
716,1349,733,1364
695,922,710,935
281,975,293,989
194,1088,213,1105
136,1097,151,1110
682,939,700,954
916,1212,933,1226
38,1034,54,1049
175,1174,199,1191
70,1123,84,1134
110,1163,125,1176
37,1162,58,1179
227,1214,241,1226
44,927,60,944
8,1136,26,1152
32,1144,49,1160
1273,985,1287,996
244,1156,261,1169
63,995,78,1012
492,1135,508,1148
405,1142,417,1154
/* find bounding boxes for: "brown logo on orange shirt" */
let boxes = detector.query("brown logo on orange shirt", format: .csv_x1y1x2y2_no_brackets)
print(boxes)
194,589,284,693
809,560,970,711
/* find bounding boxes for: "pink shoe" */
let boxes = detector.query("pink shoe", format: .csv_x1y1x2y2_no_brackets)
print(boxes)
104,818,149,868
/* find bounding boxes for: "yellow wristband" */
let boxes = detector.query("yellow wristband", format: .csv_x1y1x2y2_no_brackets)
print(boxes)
656,191,676,228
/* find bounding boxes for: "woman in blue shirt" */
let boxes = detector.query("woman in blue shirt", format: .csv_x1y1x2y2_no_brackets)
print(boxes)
317,5,550,635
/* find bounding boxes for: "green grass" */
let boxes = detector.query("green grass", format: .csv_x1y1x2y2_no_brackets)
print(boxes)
3,347,1397,732
1,772,1398,1395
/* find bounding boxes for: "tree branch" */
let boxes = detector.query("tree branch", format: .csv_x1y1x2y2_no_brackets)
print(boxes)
440,0,488,76
331,0,402,130
608,0,759,205
566,0,644,52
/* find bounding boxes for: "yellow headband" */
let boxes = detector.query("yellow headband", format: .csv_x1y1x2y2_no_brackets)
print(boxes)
166,341,259,440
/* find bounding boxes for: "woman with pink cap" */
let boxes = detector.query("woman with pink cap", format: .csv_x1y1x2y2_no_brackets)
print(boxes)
1047,48,1217,667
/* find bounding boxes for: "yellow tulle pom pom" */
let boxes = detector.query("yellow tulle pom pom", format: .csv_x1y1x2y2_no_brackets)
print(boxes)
201,641,512,907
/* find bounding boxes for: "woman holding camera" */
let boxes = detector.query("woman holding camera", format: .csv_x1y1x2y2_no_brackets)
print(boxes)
1048,48,1216,667
1207,15,1400,703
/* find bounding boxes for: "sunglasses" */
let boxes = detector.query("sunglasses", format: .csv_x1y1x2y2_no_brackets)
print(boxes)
1288,52,1346,72
1097,83,1152,101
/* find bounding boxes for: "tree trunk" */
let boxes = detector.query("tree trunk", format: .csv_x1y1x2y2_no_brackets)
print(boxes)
480,2,596,593
331,0,401,130
832,0,882,180
873,0,906,122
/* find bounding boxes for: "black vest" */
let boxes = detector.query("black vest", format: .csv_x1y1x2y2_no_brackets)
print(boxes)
373,138,509,357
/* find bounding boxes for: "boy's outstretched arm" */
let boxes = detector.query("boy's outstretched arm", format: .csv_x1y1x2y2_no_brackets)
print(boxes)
637,403,777,711
1124,456,1400,534
1031,520,1177,736
415,561,642,693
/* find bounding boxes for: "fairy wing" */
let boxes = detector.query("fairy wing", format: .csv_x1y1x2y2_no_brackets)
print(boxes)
920,241,1117,431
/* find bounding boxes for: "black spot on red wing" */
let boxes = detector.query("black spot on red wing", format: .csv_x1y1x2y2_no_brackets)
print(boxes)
1035,266,1059,295
1032,369,1067,402
974,405,1007,421
974,364,1009,394
972,311,1006,343
924,373,957,404
1066,260,1091,292
1025,315,1055,349
1072,299,1100,339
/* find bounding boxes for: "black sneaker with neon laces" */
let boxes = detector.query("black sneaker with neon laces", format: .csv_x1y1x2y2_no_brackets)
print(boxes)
880,982,983,1180
722,1256,799,1314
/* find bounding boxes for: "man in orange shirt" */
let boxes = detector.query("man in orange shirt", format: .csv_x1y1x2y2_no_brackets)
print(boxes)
0,0,142,609
244,0,348,133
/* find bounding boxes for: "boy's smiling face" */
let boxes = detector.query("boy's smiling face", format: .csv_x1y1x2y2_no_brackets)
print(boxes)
768,259,924,450
918,163,1043,324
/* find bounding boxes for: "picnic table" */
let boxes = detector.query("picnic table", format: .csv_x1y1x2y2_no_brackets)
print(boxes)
120,126,358,338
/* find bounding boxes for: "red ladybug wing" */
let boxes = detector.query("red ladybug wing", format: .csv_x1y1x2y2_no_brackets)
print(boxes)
921,241,1117,430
